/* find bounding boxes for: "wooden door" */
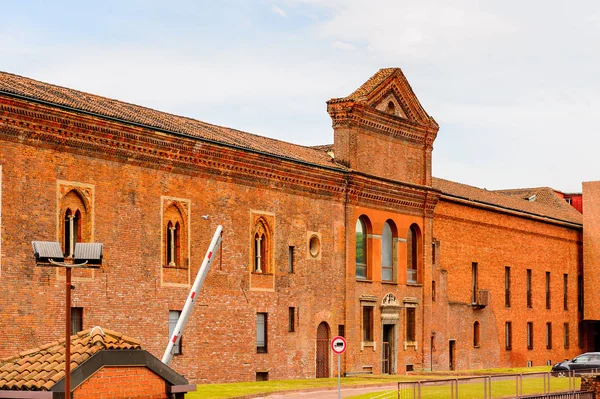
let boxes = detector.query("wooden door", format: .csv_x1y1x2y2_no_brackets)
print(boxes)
316,322,330,378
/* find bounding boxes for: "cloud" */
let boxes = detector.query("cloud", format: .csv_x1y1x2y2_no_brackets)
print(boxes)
272,5,287,17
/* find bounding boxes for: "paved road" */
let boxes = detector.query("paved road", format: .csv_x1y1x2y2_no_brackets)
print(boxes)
255,383,398,399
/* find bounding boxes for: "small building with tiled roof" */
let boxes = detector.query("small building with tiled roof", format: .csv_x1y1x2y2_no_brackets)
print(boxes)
0,327,193,398
0,66,595,382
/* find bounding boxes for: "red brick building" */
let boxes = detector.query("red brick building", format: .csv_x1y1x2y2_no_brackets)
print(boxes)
0,68,593,383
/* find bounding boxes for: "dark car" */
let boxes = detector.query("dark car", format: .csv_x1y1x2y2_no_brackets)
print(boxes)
552,352,600,376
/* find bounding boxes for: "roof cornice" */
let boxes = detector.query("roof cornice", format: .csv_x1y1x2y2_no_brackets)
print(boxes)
439,193,583,229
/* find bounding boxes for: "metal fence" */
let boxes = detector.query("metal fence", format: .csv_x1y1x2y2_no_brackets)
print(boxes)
397,370,596,399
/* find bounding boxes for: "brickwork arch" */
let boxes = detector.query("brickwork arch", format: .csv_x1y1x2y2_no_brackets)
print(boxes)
252,216,272,274
60,188,91,257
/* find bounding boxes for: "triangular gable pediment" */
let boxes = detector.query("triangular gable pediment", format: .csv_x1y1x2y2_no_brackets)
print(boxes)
364,69,432,125
330,68,437,128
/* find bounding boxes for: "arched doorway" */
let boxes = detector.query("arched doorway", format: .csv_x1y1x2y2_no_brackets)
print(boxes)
316,322,330,378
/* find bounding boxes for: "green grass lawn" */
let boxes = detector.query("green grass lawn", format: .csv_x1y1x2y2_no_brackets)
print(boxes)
188,366,571,399
187,375,425,399
347,374,580,399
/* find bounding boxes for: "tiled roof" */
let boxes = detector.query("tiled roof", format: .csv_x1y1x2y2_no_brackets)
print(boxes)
0,327,141,391
0,71,344,170
432,178,583,226
329,68,397,103
492,187,575,210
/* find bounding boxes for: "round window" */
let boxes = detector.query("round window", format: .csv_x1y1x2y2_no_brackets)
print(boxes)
309,235,320,257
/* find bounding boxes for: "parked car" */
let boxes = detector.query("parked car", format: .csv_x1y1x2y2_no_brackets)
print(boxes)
552,352,600,376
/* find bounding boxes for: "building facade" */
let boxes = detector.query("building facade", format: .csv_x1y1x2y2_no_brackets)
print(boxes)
0,68,592,383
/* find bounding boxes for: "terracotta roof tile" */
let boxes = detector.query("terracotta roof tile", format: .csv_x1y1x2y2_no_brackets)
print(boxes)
0,327,141,391
0,71,345,171
432,177,582,226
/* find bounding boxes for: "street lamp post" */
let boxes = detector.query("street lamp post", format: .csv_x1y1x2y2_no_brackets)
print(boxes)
32,241,103,399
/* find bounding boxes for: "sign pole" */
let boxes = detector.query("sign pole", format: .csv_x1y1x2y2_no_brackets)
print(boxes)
337,353,341,399
331,336,347,399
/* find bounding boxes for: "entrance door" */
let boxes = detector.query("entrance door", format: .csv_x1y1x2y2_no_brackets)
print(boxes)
316,322,330,378
382,324,394,374
449,340,456,371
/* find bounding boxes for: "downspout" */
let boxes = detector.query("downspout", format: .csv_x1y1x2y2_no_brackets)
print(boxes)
342,173,349,376
422,127,429,371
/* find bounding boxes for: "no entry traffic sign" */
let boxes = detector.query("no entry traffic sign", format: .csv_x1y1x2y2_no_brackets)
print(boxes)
331,336,347,355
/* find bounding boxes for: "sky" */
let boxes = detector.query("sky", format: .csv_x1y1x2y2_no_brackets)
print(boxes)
1,0,598,193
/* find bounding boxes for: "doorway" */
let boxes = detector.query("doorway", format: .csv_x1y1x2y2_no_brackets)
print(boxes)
316,322,330,378
382,324,394,374
449,340,456,371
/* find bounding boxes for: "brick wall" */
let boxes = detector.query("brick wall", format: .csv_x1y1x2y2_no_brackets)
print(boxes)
0,98,348,383
74,366,167,399
583,182,600,321
432,199,582,370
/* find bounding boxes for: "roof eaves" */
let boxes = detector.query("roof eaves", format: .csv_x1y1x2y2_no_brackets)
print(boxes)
439,192,582,228
0,89,345,174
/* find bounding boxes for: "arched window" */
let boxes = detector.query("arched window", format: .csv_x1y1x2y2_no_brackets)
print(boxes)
254,232,266,272
166,221,182,267
407,224,420,284
252,219,271,274
381,220,396,282
61,190,87,258
473,321,480,347
163,204,186,269
356,217,368,279
385,101,396,115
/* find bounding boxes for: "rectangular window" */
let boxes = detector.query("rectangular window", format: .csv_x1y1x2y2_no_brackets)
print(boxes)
505,266,511,307
527,269,533,308
338,325,345,338
71,307,83,334
362,306,373,342
288,307,295,332
564,323,570,349
563,274,568,311
406,307,416,342
471,262,478,304
578,322,584,349
545,272,551,310
546,322,552,349
505,322,512,350
432,281,436,303
169,310,182,355
288,246,294,273
527,322,534,350
257,313,268,353
578,275,583,312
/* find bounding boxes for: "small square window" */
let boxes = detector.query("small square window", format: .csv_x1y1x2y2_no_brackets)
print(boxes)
256,372,269,381
362,306,373,342
71,307,83,334
288,246,294,273
257,313,268,353
288,307,295,332
169,310,182,355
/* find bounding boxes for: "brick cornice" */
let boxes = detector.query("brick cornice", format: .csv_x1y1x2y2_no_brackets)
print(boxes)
0,97,440,215
0,98,348,200
327,101,437,147
346,173,440,217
